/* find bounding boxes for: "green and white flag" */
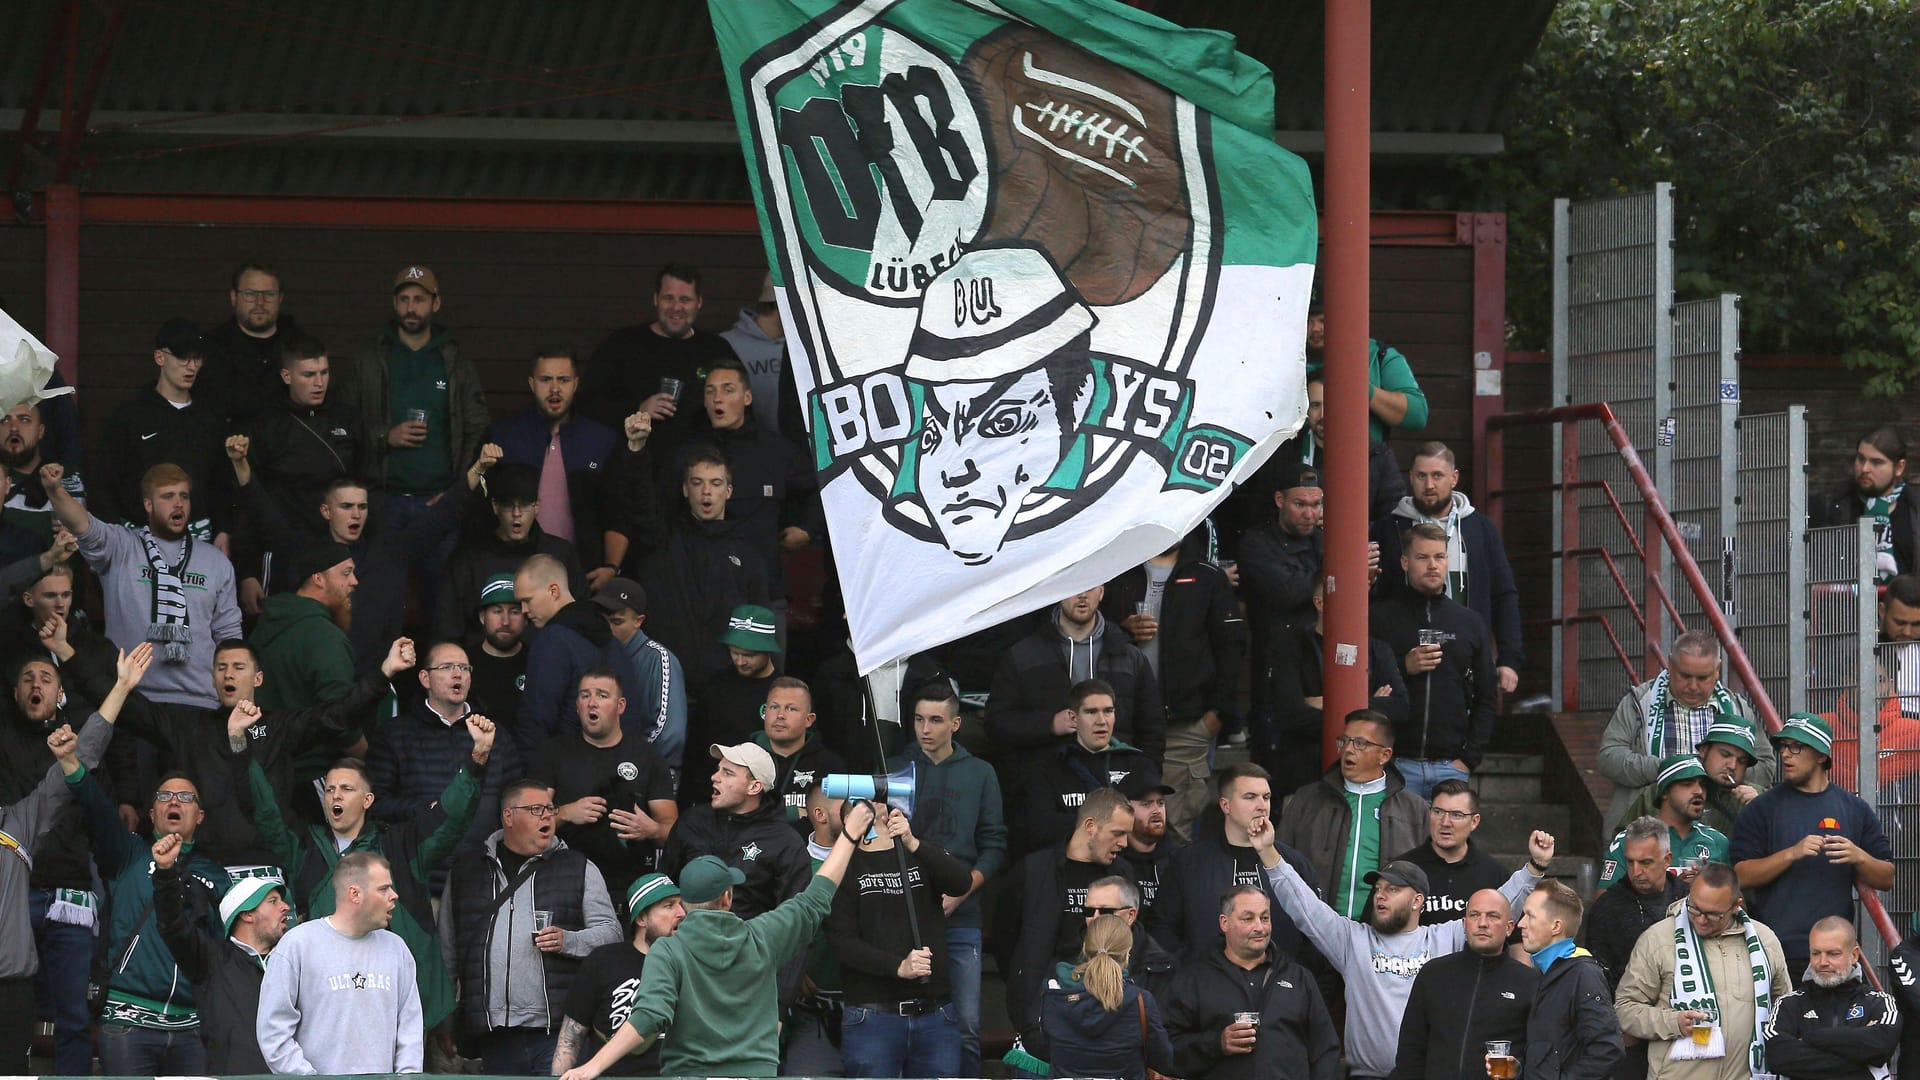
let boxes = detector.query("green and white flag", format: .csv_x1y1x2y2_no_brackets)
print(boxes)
711,0,1316,673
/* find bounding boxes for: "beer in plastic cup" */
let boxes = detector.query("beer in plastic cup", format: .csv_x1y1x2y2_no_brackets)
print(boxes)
1691,1023,1712,1046
1486,1040,1516,1079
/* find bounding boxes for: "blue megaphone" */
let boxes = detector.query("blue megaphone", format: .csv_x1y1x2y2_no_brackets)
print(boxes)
822,762,917,834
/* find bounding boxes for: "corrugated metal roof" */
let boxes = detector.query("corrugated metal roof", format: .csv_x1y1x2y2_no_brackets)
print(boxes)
2,0,1554,198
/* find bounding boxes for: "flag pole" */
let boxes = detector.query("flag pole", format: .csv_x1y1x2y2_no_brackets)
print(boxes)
1320,0,1373,766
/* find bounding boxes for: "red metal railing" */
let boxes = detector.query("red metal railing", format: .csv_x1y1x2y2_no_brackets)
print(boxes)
1484,402,1903,951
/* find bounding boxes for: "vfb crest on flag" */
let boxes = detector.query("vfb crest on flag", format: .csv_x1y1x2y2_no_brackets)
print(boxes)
716,0,1316,669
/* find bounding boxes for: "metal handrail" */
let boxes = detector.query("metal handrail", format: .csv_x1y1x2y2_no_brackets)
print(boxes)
1484,401,1903,951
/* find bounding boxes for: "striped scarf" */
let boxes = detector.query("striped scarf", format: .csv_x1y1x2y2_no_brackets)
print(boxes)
1646,671,1738,758
138,529,194,664
1671,905,1773,1078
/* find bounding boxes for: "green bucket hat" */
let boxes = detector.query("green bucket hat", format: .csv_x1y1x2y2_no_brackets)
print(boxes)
1654,753,1709,794
1773,713,1835,757
718,604,779,653
1697,713,1760,764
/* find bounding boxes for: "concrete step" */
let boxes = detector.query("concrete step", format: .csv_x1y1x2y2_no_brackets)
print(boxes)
1477,753,1547,775
1475,802,1571,853
1473,771,1542,804
1493,854,1601,902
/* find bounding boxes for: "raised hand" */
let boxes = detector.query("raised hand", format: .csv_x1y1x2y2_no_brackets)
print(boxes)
41,526,77,569
466,714,496,763
228,699,262,742
225,435,250,462
1528,830,1556,869
46,724,79,774
116,643,154,688
37,610,67,648
151,831,183,870
39,462,64,494
624,410,653,450
382,637,417,678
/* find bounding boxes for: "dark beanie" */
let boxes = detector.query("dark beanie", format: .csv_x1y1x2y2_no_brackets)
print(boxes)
292,541,353,584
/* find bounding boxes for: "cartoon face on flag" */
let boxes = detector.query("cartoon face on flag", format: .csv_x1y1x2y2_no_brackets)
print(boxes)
713,0,1317,671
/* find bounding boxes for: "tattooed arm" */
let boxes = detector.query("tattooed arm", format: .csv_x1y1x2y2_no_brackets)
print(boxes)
550,1018,589,1076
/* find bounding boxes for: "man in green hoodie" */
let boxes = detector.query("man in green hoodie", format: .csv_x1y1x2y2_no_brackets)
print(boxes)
557,802,876,1080
252,541,357,713
241,702,494,1042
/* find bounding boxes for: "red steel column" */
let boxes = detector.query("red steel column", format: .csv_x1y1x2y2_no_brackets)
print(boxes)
44,183,80,384
1320,0,1371,766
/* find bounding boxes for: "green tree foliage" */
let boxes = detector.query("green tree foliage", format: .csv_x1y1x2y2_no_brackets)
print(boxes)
1462,0,1920,394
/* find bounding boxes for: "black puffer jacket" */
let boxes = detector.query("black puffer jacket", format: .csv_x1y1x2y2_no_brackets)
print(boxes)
1390,947,1537,1080
1163,942,1340,1080
1368,588,1497,768
1099,531,1246,725
986,616,1165,761
152,863,269,1074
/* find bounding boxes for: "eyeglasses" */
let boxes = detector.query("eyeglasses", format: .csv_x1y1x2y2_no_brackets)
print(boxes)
426,663,473,674
1687,902,1735,922
1335,735,1389,751
509,804,557,818
153,791,199,804
1082,905,1134,917
236,289,281,301
1429,807,1477,822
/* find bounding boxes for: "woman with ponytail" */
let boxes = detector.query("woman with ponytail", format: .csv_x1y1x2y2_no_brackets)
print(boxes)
1036,915,1176,1080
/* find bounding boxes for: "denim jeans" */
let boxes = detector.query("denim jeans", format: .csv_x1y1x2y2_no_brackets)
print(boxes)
382,491,460,617
1397,758,1471,800
96,1023,208,1076
30,889,95,1075
839,1001,961,1079
479,1027,556,1076
945,927,983,1075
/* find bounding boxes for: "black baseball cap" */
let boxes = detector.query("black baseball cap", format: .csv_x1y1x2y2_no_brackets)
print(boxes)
154,318,207,358
1363,859,1430,894
1118,767,1175,801
592,578,647,616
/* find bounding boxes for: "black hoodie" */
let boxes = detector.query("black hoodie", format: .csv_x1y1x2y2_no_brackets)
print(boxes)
660,795,812,921
632,511,770,686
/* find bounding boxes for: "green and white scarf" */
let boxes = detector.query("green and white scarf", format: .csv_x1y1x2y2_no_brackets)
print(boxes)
1646,671,1739,758
1671,905,1773,1078
1866,482,1903,583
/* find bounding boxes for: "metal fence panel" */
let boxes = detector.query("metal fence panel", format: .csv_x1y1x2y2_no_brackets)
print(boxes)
1554,185,1674,706
1734,408,1809,715
1806,522,1871,792
1669,296,1739,627
1875,634,1920,922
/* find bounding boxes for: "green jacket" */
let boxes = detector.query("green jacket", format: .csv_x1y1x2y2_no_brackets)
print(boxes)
246,755,480,1029
78,769,232,1029
252,593,356,713
1306,338,1429,442
628,873,835,1077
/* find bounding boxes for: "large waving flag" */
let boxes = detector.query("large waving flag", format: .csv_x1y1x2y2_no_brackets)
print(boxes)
711,0,1316,673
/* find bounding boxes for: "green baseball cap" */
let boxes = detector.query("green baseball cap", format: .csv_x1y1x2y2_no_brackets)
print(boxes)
1697,713,1760,764
718,605,779,653
677,855,746,905
1773,713,1835,757
1654,753,1709,794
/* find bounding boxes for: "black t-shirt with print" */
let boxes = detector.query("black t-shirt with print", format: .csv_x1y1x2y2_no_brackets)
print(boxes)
562,941,661,1076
